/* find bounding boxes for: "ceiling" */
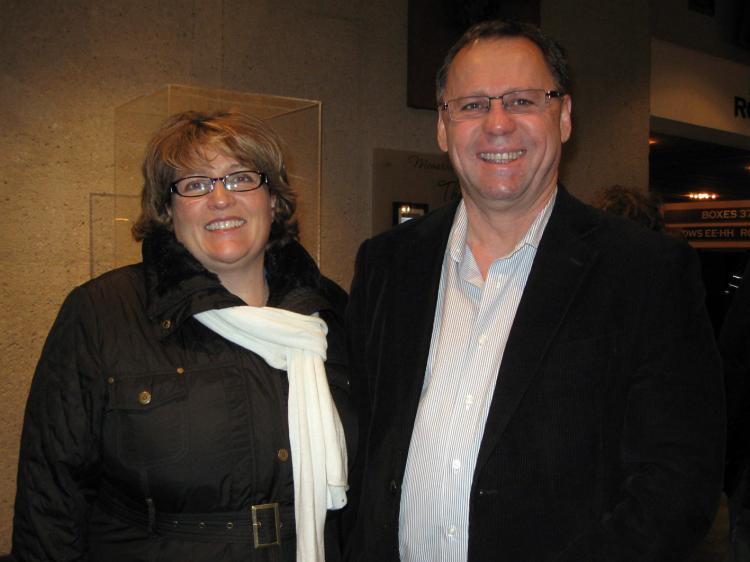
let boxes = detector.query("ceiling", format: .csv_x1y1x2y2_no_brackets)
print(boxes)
649,132,750,202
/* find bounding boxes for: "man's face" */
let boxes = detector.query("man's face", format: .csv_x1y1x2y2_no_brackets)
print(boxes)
437,37,572,216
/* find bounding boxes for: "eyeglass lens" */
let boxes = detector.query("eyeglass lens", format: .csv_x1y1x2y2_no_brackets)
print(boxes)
446,90,558,121
174,171,264,197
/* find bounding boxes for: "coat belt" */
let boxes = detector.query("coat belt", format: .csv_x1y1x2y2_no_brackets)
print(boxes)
97,482,295,546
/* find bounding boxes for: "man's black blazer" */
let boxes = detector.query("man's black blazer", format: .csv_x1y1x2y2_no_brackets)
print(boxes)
345,187,725,562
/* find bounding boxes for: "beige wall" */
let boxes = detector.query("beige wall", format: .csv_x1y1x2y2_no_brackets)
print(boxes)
0,0,651,551
545,1,651,199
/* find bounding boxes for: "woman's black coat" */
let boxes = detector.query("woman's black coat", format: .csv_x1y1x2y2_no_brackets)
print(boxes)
12,228,354,562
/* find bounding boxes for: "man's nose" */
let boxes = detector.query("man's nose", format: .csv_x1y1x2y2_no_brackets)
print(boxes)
482,100,517,134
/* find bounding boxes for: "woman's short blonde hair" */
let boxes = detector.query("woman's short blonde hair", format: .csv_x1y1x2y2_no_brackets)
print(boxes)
132,110,298,250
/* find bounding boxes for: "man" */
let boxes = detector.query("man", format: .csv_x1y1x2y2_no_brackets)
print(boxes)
345,20,725,562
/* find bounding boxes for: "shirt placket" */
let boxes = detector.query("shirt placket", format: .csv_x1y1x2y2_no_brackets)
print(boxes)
439,270,505,559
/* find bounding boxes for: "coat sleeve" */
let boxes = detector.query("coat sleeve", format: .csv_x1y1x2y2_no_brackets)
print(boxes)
12,286,104,562
557,241,726,562
312,277,358,561
318,279,358,476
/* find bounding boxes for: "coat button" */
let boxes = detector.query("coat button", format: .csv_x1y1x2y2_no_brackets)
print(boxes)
138,390,152,405
161,319,172,330
389,480,399,495
107,377,115,384
277,448,289,462
176,367,185,375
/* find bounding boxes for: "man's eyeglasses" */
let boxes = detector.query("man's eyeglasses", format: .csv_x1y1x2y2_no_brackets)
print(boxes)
170,170,268,197
439,89,565,121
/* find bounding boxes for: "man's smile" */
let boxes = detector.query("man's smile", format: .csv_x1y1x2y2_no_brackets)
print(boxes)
478,150,525,163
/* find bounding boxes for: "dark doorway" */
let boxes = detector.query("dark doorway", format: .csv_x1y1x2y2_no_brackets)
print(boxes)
649,122,750,334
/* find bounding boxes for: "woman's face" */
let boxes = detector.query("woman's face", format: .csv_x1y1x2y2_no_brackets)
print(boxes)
168,150,274,281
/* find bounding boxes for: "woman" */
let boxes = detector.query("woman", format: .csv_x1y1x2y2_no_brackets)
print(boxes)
12,111,354,562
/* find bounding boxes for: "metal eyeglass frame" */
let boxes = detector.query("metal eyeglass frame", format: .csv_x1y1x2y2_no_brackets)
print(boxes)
439,89,565,120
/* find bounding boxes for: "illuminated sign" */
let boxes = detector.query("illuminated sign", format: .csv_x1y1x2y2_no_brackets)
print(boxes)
663,200,750,248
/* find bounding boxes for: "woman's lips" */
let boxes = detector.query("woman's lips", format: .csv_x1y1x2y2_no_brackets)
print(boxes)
204,218,246,231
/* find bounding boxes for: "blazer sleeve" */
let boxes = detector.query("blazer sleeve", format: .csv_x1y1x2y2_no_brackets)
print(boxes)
12,286,104,562
341,240,373,546
345,241,373,444
720,258,750,494
557,241,726,562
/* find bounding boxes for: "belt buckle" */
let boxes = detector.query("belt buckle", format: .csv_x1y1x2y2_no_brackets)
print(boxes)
251,502,281,548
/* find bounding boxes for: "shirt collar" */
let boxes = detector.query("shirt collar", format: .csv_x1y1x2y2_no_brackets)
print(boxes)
447,189,557,264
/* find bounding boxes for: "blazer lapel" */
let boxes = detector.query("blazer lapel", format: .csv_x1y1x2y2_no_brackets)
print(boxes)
474,188,602,473
384,202,458,452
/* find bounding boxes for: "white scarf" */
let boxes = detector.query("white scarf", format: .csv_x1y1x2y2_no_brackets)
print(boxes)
194,306,348,562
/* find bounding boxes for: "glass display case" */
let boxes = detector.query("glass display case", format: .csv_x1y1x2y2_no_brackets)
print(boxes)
91,84,321,277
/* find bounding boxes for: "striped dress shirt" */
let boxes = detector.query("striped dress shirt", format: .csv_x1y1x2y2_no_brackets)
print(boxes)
398,193,556,562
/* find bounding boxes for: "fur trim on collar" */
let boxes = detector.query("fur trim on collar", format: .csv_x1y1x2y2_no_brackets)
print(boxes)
142,226,323,304
142,227,219,298
266,238,322,306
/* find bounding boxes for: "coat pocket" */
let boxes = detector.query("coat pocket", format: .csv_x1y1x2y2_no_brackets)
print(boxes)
106,370,188,468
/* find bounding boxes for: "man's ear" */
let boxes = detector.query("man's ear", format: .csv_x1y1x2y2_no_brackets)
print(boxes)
437,112,449,153
560,95,572,143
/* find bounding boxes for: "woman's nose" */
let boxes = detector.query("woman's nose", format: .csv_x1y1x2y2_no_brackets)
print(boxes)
206,180,234,207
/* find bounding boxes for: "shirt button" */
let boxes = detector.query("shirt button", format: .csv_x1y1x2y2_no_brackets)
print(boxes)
464,394,474,410
138,390,152,405
277,448,289,462
447,525,457,538
452,459,461,473
478,334,487,346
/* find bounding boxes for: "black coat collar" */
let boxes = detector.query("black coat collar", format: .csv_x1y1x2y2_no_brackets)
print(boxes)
141,228,330,332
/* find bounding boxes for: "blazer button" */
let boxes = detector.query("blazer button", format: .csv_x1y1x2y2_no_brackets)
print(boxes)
278,448,289,462
138,390,152,405
161,319,172,330
389,480,399,495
